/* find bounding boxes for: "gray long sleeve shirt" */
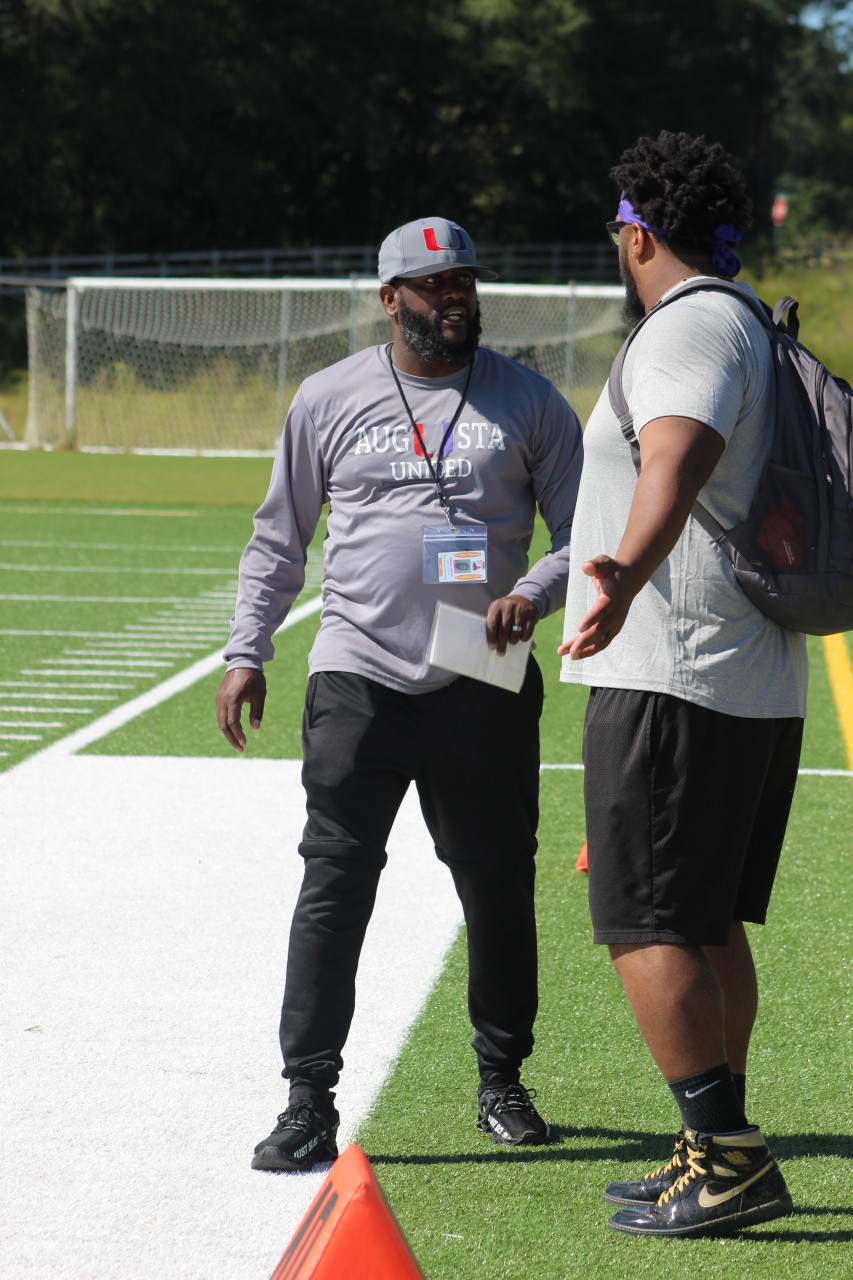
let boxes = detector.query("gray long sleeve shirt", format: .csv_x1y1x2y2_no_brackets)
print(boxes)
225,343,583,693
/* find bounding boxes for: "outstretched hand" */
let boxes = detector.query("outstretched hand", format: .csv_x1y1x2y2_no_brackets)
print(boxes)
557,555,635,661
216,667,267,752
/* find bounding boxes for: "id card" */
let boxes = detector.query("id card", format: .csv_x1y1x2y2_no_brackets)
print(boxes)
423,526,488,584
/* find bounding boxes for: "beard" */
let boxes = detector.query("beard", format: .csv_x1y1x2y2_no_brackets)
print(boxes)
397,297,482,364
619,241,646,327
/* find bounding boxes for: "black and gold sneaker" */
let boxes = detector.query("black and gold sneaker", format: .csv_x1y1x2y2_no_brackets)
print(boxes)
251,1100,339,1172
603,1130,687,1207
476,1081,550,1145
608,1127,793,1237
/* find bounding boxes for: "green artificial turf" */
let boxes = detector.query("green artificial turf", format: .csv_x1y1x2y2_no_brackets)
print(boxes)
0,448,274,508
1,452,851,1277
356,767,853,1280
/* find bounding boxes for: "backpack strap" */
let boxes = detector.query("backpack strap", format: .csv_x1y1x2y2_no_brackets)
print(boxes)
772,295,799,338
606,278,782,544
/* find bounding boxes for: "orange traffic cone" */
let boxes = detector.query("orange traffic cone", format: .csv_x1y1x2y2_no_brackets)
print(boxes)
270,1143,425,1280
575,840,588,873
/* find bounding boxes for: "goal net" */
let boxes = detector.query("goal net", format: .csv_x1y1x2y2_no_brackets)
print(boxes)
25,278,625,452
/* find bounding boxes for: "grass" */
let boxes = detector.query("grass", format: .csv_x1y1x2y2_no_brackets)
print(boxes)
2,451,851,1278
0,447,274,507
740,253,853,381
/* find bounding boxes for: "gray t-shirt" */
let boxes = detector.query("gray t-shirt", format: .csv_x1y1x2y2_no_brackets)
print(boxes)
560,280,808,718
226,343,583,693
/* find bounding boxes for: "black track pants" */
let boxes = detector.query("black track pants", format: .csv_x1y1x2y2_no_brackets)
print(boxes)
280,663,543,1092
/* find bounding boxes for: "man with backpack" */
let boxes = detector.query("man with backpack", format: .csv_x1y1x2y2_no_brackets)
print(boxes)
559,130,808,1237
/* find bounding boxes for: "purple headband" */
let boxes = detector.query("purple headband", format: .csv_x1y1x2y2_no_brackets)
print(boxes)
618,194,742,278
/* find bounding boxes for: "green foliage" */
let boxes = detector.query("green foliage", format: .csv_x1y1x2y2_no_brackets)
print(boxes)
2,0,852,257
741,252,853,382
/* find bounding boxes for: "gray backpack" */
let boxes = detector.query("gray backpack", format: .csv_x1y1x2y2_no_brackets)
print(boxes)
608,278,853,635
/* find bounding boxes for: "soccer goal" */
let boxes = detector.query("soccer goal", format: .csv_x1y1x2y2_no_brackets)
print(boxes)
24,277,625,453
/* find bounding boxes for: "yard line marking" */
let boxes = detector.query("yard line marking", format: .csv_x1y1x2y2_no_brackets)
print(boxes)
0,504,210,517
0,594,218,604
0,629,208,640
60,645,205,655
2,706,91,714
0,733,43,741
0,539,240,553
3,693,113,701
37,658,175,668
823,634,853,772
0,720,64,728
1,680,134,689
16,595,323,766
129,626,227,635
539,762,853,778
27,671,155,680
0,564,238,577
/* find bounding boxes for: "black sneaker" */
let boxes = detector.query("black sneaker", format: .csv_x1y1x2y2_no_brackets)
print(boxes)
603,1130,687,1206
608,1127,793,1237
251,1100,340,1172
476,1081,550,1145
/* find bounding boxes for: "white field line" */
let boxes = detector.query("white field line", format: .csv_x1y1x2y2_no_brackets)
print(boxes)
60,646,207,656
0,733,42,741
3,692,116,701
0,720,65,728
0,680,134,689
0,630,213,640
0,756,461,1280
0,540,240,553
34,657,176,667
0,563,237,576
0,594,223,603
24,669,162,678
20,594,323,766
0,504,219,517
2,706,91,714
540,761,852,778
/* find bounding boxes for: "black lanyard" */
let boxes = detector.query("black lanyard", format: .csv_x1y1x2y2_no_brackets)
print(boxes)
387,346,474,530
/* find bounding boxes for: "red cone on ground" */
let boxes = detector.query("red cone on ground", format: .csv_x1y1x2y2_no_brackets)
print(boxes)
269,1143,425,1280
575,841,588,873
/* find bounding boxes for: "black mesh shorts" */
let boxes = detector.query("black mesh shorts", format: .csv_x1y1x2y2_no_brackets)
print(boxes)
583,687,803,946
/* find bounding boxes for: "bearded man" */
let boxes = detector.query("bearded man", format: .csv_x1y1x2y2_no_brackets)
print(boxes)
560,133,807,1236
217,217,583,1170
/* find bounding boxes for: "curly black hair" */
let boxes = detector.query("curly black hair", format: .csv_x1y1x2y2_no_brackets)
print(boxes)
611,130,753,257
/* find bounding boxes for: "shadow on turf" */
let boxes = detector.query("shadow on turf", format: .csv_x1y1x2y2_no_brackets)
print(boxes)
369,1127,853,1169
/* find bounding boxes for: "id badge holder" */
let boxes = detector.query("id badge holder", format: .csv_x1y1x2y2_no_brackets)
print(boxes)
422,526,488,584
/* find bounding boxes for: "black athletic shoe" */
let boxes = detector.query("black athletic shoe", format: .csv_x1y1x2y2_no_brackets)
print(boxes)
251,1101,340,1172
608,1127,793,1237
476,1081,550,1145
603,1130,687,1207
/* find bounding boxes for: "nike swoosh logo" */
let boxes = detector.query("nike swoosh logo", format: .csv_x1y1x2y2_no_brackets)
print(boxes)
697,1161,774,1208
684,1081,720,1099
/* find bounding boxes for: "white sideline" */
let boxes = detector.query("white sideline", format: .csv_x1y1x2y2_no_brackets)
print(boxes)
1,589,463,1278
1,754,462,1280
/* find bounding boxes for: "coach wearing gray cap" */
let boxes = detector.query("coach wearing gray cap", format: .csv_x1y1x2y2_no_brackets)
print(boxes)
217,216,583,1171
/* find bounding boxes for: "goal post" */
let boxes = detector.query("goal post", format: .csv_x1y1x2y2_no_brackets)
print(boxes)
24,277,625,452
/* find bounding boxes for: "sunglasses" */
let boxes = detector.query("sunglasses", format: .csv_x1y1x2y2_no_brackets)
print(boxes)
605,220,627,248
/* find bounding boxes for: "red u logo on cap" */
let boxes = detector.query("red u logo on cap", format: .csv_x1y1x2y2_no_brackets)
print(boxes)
422,226,467,252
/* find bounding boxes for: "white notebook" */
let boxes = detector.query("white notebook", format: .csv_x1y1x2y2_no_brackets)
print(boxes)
426,601,532,693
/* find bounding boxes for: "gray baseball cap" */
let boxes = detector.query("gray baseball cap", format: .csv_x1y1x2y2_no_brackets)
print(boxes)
378,216,499,284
